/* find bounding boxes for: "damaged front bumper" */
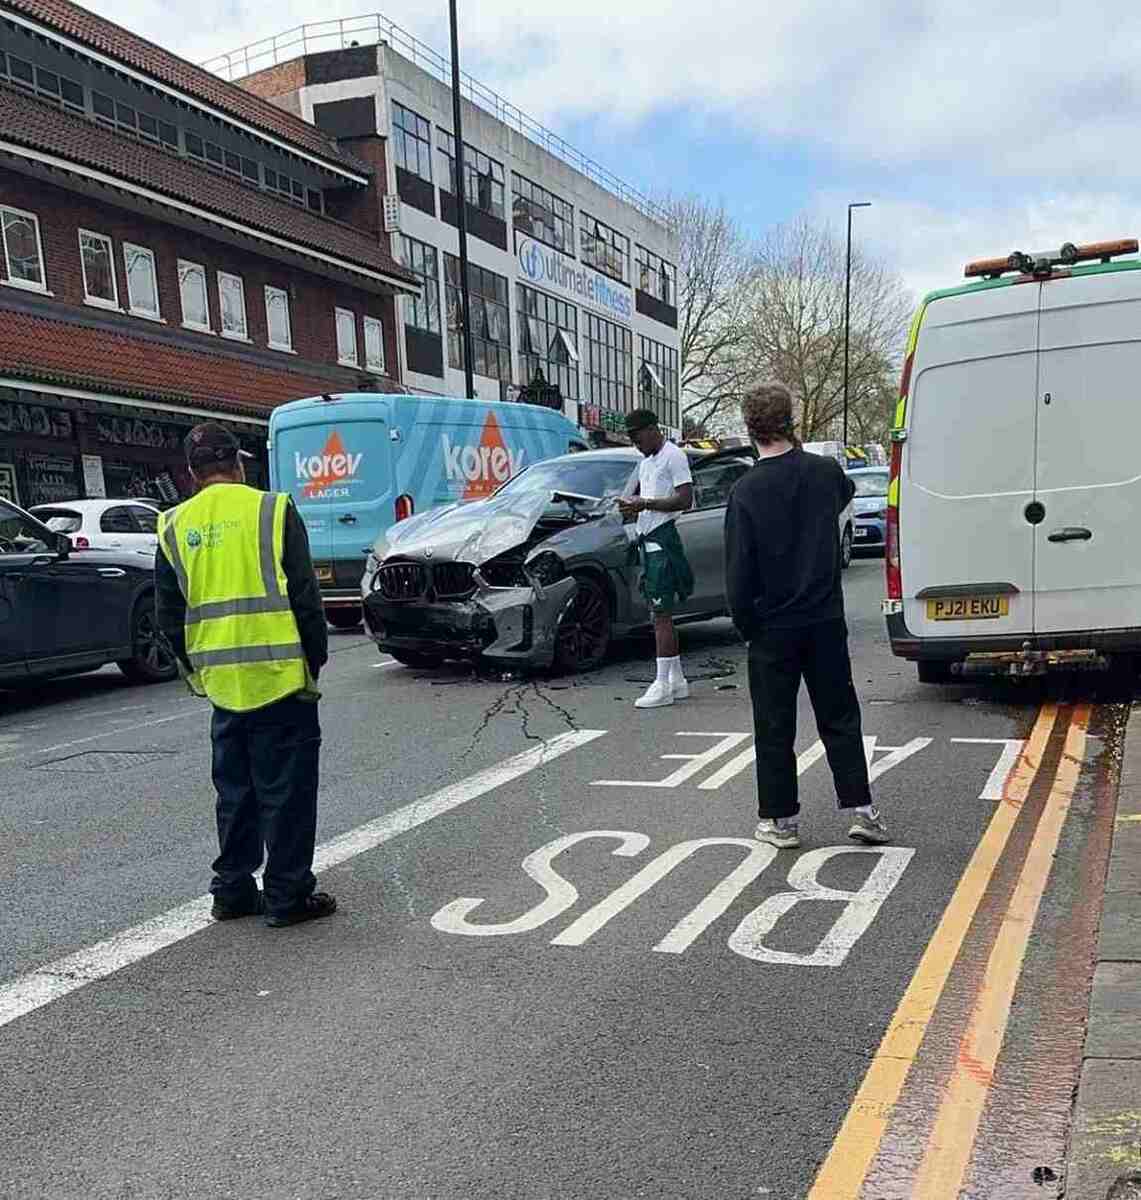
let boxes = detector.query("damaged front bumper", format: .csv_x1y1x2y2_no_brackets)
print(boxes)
363,574,578,668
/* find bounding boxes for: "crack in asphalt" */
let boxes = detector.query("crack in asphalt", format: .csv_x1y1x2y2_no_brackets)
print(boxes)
462,678,580,760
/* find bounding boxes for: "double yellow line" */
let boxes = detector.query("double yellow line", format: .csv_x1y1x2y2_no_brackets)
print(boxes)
808,702,1089,1199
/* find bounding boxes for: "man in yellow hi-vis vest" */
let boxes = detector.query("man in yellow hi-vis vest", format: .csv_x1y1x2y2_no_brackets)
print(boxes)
155,423,336,928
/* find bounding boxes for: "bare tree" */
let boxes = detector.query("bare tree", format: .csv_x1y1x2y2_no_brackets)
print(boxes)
670,196,759,433
741,217,912,443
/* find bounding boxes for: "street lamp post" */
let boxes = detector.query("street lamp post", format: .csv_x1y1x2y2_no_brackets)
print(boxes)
449,0,475,399
843,201,871,450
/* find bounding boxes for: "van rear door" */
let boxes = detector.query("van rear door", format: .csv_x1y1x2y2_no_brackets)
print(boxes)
1034,269,1141,636
900,286,1039,641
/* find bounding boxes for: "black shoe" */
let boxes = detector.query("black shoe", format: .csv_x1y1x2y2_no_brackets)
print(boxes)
265,892,337,928
211,892,265,921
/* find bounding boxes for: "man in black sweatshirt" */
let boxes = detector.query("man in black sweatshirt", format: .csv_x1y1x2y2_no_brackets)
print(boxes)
724,382,886,849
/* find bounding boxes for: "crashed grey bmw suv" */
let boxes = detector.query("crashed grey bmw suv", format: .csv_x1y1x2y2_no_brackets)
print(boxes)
360,446,760,673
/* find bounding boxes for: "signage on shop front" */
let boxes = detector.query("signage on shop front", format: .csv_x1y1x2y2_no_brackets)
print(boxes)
516,235,633,322
82,455,106,499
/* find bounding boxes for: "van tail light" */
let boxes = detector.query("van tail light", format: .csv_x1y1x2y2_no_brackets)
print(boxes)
394,494,414,522
885,439,902,601
73,535,90,550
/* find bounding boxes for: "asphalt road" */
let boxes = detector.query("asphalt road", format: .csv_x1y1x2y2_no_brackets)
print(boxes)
0,559,1125,1200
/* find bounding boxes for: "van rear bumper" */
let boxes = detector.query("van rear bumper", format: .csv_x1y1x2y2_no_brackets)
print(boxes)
886,610,1141,660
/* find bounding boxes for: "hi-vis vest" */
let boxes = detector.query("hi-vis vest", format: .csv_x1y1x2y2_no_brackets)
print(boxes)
158,484,309,712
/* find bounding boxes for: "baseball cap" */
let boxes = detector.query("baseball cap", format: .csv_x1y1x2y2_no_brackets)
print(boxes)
625,408,660,436
184,422,253,469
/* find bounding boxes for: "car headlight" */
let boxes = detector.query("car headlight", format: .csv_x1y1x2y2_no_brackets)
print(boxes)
527,551,566,587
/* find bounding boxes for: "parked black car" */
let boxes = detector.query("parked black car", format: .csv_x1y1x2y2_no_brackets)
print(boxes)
0,497,176,687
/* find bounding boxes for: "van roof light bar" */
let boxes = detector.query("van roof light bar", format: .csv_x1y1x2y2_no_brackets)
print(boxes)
964,238,1139,279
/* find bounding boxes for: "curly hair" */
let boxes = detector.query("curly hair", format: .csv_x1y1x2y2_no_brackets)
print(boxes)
740,382,799,446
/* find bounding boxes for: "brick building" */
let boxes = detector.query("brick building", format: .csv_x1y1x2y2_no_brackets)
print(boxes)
0,0,417,508
211,15,682,443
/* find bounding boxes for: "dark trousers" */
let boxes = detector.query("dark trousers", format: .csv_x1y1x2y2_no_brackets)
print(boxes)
747,618,872,821
210,694,321,917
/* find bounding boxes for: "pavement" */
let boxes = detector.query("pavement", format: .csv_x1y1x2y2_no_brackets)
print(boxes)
1065,704,1141,1200
0,557,1137,1199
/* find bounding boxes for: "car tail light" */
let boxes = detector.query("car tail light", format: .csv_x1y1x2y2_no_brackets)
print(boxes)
73,535,90,550
394,494,414,522
886,439,902,600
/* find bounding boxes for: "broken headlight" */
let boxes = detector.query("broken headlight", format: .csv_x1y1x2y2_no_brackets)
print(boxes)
526,551,566,587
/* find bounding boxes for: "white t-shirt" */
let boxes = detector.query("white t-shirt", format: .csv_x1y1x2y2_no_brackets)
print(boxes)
635,440,693,536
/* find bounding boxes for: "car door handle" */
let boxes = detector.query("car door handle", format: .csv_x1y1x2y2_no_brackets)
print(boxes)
338,514,357,525
98,567,127,577
1047,527,1092,543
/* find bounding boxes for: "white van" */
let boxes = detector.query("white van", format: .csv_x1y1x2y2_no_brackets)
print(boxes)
884,239,1141,681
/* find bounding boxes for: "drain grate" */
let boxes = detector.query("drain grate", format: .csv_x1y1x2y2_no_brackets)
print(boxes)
30,750,177,773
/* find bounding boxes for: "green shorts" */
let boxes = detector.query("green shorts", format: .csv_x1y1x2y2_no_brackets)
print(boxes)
635,521,694,615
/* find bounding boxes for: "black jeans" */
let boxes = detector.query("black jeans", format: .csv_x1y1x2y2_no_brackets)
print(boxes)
210,695,321,917
747,618,872,820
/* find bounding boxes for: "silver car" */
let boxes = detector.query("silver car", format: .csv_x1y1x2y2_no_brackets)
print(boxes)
360,446,758,672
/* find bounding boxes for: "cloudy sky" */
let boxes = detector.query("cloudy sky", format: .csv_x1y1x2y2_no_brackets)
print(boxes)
89,0,1141,306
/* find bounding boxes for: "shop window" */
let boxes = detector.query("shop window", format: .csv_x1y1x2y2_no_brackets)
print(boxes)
363,316,385,373
123,243,160,319
218,272,248,340
335,308,359,366
0,206,47,292
516,283,579,401
178,260,211,332
265,286,293,352
583,312,633,413
79,230,119,310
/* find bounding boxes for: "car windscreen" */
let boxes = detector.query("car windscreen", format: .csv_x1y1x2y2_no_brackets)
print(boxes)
850,472,889,498
494,458,636,507
30,508,83,533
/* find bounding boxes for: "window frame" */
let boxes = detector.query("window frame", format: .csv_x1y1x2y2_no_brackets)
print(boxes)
638,336,680,431
217,271,249,342
511,174,574,255
636,245,678,307
264,284,294,353
0,204,48,293
363,315,386,373
391,100,433,185
122,241,161,320
335,307,359,367
398,235,441,336
582,311,633,413
77,228,120,310
444,254,512,381
516,282,580,402
437,129,506,221
177,259,212,333
580,213,630,285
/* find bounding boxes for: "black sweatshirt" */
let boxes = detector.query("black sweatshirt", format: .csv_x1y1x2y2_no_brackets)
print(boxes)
155,494,329,680
724,448,856,637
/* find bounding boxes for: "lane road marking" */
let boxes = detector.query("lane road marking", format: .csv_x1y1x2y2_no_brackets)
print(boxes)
912,704,1090,1197
806,703,1060,1200
0,728,607,1031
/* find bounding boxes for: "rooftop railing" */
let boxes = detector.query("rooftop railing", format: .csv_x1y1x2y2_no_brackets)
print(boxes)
202,13,670,229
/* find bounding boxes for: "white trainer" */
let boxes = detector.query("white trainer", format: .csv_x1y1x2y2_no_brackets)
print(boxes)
671,677,690,701
754,818,801,849
634,680,674,708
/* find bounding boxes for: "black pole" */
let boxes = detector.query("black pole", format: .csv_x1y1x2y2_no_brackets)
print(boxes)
449,0,475,399
843,201,870,449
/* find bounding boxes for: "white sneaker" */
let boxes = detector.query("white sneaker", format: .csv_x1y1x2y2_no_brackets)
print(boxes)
848,808,890,844
670,677,690,701
635,680,674,708
754,818,801,849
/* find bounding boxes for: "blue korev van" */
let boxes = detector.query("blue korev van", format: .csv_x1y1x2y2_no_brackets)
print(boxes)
268,392,588,626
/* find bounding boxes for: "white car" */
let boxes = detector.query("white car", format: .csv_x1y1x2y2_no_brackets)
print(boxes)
29,499,161,552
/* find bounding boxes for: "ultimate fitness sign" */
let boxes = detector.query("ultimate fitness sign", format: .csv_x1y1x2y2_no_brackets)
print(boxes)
516,235,633,323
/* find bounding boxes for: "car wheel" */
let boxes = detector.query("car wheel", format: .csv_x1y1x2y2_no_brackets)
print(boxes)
840,526,853,570
117,595,177,684
554,574,611,674
327,606,363,630
917,659,957,684
387,649,445,669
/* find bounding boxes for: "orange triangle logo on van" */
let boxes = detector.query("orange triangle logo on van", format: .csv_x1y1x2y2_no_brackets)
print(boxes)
465,411,508,501
296,430,363,497
440,411,526,499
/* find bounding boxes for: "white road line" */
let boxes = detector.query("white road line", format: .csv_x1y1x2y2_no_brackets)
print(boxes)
0,727,607,1031
0,709,203,768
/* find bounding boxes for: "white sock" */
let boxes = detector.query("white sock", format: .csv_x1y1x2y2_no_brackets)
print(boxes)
655,657,671,684
667,656,685,683
854,804,876,818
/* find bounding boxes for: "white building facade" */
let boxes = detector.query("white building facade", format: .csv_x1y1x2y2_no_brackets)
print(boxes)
223,24,682,440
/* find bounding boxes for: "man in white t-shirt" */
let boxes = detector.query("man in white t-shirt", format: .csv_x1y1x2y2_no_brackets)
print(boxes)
617,409,695,708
